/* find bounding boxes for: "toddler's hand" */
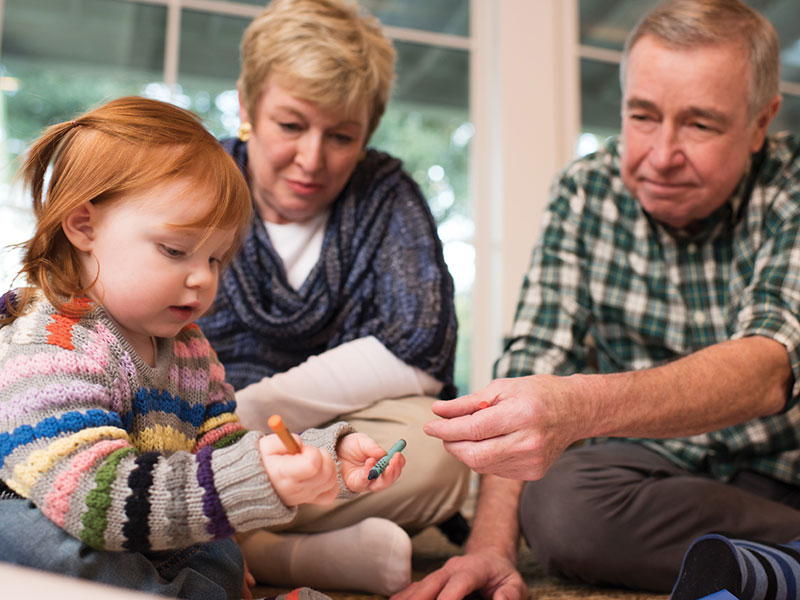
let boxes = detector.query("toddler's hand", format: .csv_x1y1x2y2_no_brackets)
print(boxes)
258,433,338,506
337,433,405,494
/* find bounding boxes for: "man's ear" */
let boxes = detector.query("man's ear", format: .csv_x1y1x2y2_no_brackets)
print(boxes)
62,203,96,252
750,95,782,153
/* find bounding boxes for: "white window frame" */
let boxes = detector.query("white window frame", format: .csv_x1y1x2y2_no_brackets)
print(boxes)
470,0,580,389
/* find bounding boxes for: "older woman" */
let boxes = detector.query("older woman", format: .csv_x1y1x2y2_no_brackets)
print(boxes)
197,0,471,595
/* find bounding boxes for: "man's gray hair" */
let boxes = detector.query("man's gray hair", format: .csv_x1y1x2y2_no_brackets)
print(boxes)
620,0,780,120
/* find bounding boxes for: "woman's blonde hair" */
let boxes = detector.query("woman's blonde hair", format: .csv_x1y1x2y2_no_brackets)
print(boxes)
621,0,780,121
238,0,396,141
6,95,252,322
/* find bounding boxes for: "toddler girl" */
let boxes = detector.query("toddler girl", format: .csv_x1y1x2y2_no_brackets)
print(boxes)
0,96,403,599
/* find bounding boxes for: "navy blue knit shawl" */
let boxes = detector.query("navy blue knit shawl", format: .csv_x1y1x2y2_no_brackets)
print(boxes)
198,138,457,398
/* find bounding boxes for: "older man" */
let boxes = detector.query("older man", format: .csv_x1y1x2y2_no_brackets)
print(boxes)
394,1,800,598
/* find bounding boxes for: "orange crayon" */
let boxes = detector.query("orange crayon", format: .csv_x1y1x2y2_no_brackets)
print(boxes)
477,401,490,411
268,414,300,454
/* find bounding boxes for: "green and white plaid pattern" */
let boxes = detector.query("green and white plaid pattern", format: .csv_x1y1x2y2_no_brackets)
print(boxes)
495,133,800,484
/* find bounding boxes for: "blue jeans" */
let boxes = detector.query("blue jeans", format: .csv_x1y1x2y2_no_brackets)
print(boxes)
0,498,244,598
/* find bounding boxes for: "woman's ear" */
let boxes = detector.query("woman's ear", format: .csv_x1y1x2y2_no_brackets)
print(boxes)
62,203,96,252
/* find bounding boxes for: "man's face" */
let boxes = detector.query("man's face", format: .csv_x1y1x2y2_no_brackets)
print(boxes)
620,35,773,230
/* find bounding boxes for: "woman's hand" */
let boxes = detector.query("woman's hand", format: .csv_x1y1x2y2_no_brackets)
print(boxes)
337,432,406,493
258,433,339,506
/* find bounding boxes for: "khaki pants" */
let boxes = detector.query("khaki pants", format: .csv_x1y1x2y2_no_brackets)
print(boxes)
262,394,471,534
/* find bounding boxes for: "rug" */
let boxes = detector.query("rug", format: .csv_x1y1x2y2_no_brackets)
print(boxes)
253,525,670,599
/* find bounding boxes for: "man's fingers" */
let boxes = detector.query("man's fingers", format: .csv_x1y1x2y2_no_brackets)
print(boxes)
432,390,502,417
390,564,481,600
424,405,512,443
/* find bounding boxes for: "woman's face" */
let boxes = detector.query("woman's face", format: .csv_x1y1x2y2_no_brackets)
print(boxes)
241,77,370,224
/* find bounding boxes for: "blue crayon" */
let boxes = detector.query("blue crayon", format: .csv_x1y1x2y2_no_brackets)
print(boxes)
368,439,407,480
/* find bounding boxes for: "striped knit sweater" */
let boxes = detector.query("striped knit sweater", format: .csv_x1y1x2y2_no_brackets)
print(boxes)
0,294,354,552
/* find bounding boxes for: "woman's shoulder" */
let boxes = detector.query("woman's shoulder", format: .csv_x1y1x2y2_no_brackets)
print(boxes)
353,149,407,185
348,148,424,206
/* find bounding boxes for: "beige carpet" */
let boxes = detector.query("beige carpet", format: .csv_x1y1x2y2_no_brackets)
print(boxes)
253,525,669,599
254,475,670,599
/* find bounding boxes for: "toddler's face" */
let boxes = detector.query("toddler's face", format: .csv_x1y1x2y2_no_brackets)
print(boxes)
79,178,234,361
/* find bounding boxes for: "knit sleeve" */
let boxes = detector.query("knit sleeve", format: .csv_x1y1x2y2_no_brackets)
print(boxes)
0,305,295,552
300,421,359,499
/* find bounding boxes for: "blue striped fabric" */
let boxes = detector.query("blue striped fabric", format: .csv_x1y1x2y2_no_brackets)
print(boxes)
673,533,800,600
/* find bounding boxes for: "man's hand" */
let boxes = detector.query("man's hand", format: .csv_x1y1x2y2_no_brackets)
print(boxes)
390,550,528,600
423,375,582,480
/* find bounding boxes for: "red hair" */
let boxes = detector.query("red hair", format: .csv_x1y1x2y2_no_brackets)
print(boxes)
5,96,251,322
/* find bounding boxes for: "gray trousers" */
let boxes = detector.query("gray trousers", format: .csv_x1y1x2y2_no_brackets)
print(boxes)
519,442,800,592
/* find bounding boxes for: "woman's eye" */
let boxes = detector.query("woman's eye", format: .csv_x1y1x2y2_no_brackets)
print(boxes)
332,133,354,144
279,122,302,132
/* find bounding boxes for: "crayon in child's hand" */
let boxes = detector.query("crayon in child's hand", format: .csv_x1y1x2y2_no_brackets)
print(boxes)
368,439,406,480
477,401,490,410
268,414,300,454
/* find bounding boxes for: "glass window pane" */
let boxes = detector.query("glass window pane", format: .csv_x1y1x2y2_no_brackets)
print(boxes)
213,0,469,36
0,0,167,289
579,0,654,51
772,3,800,83
2,0,166,150
177,10,251,138
216,0,267,5
392,41,468,110
773,91,800,131
360,0,469,37
579,58,621,151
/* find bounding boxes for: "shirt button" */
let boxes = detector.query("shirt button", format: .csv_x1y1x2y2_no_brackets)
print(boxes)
687,243,697,254
693,311,706,325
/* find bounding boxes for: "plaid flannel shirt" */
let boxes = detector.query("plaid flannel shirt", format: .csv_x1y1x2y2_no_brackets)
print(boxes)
495,133,800,484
